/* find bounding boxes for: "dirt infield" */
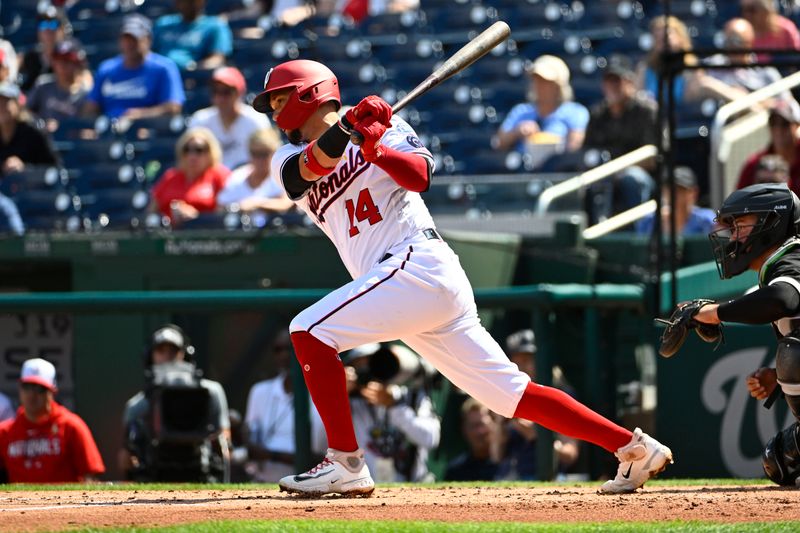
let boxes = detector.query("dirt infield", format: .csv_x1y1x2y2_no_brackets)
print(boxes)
1,485,799,531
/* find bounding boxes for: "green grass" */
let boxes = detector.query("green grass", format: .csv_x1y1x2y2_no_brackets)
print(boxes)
0,478,774,492
56,520,800,533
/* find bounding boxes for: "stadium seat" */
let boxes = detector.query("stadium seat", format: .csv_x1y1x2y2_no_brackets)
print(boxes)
58,139,136,168
79,188,150,226
15,190,81,232
70,163,147,195
360,11,426,36
0,166,68,196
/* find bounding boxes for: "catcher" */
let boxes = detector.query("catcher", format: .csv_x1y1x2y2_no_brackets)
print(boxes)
659,182,800,486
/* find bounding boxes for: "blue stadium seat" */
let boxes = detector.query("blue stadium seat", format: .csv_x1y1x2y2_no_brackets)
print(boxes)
70,163,147,195
360,11,426,36
0,166,68,196
15,190,81,232
79,188,149,222
114,115,187,141
58,139,136,168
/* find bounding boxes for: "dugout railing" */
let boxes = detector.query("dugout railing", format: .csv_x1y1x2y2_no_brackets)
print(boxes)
0,284,646,481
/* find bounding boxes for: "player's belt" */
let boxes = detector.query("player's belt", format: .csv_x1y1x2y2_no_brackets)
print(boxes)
379,228,441,263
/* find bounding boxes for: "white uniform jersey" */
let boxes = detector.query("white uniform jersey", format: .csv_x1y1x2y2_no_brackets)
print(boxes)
271,116,436,279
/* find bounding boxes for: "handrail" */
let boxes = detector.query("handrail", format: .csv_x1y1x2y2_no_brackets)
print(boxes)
536,145,658,214
583,199,657,240
709,70,800,207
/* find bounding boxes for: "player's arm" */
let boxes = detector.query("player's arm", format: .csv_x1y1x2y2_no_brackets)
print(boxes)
713,281,800,324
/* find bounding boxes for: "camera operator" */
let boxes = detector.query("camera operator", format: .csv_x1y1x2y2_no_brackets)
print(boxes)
334,343,441,482
118,324,231,482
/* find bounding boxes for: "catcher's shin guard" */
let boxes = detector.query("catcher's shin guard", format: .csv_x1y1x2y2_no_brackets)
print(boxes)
776,336,800,419
763,422,800,486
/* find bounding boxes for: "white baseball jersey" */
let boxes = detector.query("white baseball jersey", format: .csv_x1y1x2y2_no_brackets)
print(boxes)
271,116,436,279
280,115,531,419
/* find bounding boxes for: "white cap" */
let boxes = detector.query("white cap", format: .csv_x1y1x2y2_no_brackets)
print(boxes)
152,326,185,349
527,55,573,101
20,358,57,391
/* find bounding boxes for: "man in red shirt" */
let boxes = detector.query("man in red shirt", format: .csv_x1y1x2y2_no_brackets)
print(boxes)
0,358,105,483
737,100,800,195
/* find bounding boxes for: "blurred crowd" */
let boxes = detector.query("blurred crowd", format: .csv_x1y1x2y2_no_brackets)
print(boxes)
0,324,587,483
0,1,795,233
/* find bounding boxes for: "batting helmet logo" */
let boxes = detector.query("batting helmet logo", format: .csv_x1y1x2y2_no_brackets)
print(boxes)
252,60,341,131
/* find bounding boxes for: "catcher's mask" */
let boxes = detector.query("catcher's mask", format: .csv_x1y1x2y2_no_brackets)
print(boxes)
252,59,341,131
709,183,800,279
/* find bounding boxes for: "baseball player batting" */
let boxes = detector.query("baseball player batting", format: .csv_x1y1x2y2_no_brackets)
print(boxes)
251,59,673,496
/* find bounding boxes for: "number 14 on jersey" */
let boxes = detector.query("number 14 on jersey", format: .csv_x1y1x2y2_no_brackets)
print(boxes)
345,188,383,237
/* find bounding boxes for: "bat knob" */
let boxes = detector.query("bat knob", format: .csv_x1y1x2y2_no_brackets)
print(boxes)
350,131,364,146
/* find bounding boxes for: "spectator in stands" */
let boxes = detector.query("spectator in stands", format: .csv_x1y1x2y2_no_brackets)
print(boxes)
340,0,421,23
740,0,800,56
444,398,503,481
698,18,794,104
584,55,658,224
27,39,92,129
18,7,69,92
0,40,18,85
83,14,185,120
153,0,233,71
216,128,294,217
0,49,10,84
636,15,702,103
120,324,230,482
188,67,271,170
150,126,230,225
0,82,60,174
0,358,105,483
245,330,324,482
737,100,800,194
337,343,440,482
635,166,715,236
753,154,791,185
496,330,579,481
494,55,589,169
0,391,13,422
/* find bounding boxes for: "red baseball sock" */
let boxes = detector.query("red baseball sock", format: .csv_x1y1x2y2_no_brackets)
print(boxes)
513,382,632,453
291,331,358,453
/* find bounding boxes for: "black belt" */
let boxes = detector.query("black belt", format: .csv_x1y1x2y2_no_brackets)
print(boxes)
379,228,441,263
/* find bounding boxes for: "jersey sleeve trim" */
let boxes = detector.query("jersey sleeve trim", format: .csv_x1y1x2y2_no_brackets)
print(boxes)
769,276,800,296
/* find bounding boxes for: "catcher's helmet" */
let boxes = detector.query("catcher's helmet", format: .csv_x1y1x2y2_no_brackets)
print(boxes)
709,183,800,279
252,59,340,131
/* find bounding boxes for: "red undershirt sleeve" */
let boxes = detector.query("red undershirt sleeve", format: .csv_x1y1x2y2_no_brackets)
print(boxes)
372,147,431,193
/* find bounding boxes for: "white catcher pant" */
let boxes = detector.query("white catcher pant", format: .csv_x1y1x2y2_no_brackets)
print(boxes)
290,233,530,418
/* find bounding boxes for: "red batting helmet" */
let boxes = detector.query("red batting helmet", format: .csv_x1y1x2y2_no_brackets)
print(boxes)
252,60,341,131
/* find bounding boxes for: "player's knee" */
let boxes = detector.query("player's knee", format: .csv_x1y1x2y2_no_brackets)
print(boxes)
762,422,800,486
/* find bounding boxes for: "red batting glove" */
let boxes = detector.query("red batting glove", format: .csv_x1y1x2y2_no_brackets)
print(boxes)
353,116,387,162
345,95,392,127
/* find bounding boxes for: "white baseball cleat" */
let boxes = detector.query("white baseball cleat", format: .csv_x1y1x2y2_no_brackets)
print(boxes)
598,427,673,494
279,448,375,498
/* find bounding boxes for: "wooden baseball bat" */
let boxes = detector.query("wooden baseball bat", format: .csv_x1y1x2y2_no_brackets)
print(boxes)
351,21,511,145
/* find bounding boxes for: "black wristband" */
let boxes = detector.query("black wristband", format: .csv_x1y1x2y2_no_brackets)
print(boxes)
317,121,351,159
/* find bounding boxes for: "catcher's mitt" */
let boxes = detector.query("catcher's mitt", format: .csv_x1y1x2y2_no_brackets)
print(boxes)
655,299,724,358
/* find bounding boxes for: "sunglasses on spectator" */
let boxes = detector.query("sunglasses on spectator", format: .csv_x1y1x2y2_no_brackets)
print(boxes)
38,19,61,31
20,383,49,393
183,143,209,155
740,4,759,13
250,149,273,159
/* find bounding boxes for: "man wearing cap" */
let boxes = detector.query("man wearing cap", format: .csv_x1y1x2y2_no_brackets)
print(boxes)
635,166,716,236
83,14,185,120
18,7,68,93
0,358,105,483
583,54,658,225
188,66,271,170
119,324,230,482
494,55,589,160
737,100,800,195
153,0,232,71
28,39,92,125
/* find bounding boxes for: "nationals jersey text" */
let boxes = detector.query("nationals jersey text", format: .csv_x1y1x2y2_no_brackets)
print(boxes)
272,116,437,278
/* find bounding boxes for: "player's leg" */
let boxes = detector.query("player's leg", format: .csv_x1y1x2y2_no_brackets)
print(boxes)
281,246,469,496
403,316,672,493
